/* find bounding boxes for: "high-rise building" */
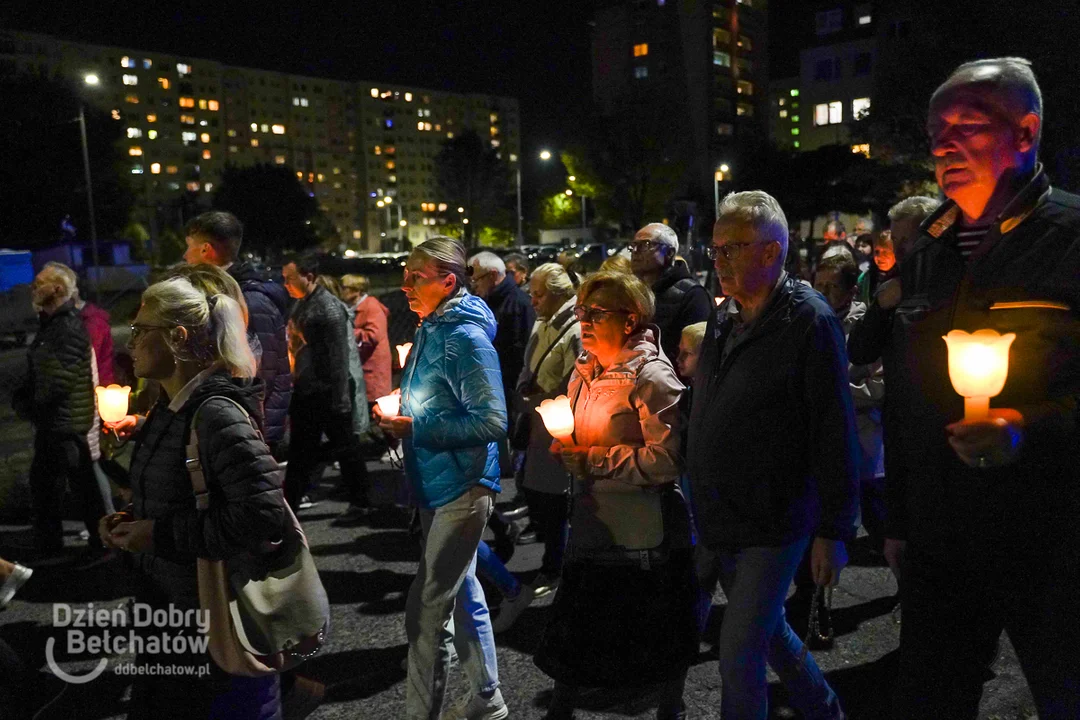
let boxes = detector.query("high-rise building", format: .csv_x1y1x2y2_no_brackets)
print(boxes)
768,78,801,150
0,29,520,251
591,0,769,223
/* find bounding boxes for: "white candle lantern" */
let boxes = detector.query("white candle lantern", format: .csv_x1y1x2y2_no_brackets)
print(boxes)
95,384,132,424
942,329,1016,420
536,395,575,445
396,343,413,368
375,393,401,418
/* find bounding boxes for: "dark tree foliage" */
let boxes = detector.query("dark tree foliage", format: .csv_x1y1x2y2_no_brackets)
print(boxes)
434,129,511,247
212,163,318,258
0,73,132,248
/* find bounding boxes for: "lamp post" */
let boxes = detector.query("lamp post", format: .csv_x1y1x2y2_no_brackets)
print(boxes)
80,74,102,301
515,165,523,248
713,163,730,216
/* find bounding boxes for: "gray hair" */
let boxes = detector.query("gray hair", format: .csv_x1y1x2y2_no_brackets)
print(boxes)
142,276,256,378
413,236,469,292
469,251,506,279
638,222,679,252
530,262,575,299
41,261,79,303
681,321,707,350
888,196,940,223
933,57,1042,144
716,190,789,260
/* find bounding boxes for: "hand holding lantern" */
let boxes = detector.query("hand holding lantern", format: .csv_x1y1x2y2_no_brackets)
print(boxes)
375,393,401,418
536,395,575,446
96,384,132,424
942,329,1016,420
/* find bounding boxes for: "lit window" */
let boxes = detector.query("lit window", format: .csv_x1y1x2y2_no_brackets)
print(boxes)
275,155,286,165
293,97,299,106
424,122,431,131
779,109,788,118
297,171,304,179
736,103,754,117
333,167,341,174
121,56,134,68
738,35,752,51
204,183,213,192
143,58,152,69
713,51,731,68
179,97,195,108
491,139,501,147
229,145,238,153
374,145,381,155
386,161,395,169
790,89,800,97
438,203,448,212
417,121,425,131
166,165,178,174
405,92,413,102
852,97,871,119
633,43,649,57
150,163,161,174
852,143,871,157
127,127,142,138
792,115,799,122
177,63,192,76
779,98,786,107
388,175,395,183
200,132,210,143
182,131,197,144
111,109,121,120
128,146,143,156
131,165,143,174
181,115,195,124
250,123,258,132
447,132,454,139
791,128,800,135
261,124,269,133
794,141,800,148
385,119,393,129
146,113,157,123
370,88,379,97
737,80,754,95
186,181,200,192
158,77,169,89
424,109,431,117
123,74,138,86
147,130,158,139
300,98,308,107
317,173,325,181
814,103,829,126
251,138,259,147
634,66,648,79
434,123,441,131
198,99,208,110
859,14,872,25
829,100,843,124
202,149,211,160
271,124,285,134
227,129,236,137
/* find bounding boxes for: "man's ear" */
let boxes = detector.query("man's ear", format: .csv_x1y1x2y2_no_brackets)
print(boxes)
1016,112,1040,154
625,313,639,333
171,326,189,345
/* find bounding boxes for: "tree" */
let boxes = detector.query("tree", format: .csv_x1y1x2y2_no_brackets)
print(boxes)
0,73,132,248
434,130,511,247
211,164,318,259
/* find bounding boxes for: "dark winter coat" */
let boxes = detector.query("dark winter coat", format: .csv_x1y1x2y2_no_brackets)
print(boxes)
129,369,286,606
483,274,536,408
289,285,357,415
228,261,292,445
650,262,712,364
13,301,95,437
687,275,860,549
848,167,1080,544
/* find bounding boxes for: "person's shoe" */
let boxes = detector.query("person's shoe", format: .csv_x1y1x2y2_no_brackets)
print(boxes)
656,700,687,720
516,529,539,545
492,584,536,633
298,495,318,510
281,675,326,720
0,563,33,609
533,573,560,598
442,688,509,720
501,504,529,521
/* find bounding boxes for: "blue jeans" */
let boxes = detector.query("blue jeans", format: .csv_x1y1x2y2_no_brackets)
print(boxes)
702,537,843,720
476,540,520,598
405,486,499,719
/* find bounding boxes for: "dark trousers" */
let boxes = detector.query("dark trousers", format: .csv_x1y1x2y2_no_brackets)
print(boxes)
284,396,369,511
523,487,568,577
29,432,105,550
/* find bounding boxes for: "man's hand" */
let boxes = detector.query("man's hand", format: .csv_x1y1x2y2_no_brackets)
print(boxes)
104,415,139,441
811,537,848,587
379,415,413,439
946,409,1023,468
110,519,155,554
883,538,906,584
876,278,902,310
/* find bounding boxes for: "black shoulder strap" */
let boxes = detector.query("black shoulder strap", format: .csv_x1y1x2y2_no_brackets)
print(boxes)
185,395,261,510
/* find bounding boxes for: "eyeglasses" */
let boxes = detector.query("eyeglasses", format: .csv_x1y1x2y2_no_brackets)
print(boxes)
573,305,628,323
628,240,665,254
706,242,765,261
129,323,172,343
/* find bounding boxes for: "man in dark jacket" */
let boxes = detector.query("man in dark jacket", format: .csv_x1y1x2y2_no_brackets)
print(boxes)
184,211,292,454
630,222,712,364
282,254,370,512
688,191,857,720
847,58,1080,719
13,265,106,553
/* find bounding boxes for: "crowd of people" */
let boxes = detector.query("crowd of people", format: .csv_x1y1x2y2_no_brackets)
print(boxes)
3,55,1079,720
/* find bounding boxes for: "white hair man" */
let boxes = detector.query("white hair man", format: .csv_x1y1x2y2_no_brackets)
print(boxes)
863,57,1080,719
688,190,858,719
12,264,106,554
629,222,711,364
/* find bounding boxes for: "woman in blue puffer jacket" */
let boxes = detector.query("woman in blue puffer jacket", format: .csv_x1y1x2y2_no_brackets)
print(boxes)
376,236,509,720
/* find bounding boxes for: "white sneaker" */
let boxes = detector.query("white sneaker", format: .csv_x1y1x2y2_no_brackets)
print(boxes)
491,585,536,633
442,688,509,720
0,564,33,609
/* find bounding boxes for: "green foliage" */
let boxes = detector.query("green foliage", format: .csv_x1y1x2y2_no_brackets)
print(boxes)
0,73,133,248
434,130,512,247
212,164,318,259
476,225,514,248
540,192,580,227
155,226,186,266
119,221,150,262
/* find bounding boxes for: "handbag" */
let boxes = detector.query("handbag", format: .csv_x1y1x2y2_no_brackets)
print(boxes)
186,396,330,677
510,315,579,450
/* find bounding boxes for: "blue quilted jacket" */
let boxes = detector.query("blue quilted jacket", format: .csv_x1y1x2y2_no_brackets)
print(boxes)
401,290,506,509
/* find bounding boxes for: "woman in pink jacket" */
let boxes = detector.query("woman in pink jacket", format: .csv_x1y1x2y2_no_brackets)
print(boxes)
342,275,391,402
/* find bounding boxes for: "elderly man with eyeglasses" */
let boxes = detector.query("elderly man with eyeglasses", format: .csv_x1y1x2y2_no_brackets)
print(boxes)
687,191,859,720
629,223,712,364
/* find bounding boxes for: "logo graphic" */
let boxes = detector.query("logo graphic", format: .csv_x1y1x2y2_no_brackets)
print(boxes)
45,637,109,684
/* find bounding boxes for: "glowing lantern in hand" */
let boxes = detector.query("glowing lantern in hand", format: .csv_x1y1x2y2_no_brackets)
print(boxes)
396,342,413,368
536,395,575,445
375,394,401,418
942,329,1016,420
95,384,131,424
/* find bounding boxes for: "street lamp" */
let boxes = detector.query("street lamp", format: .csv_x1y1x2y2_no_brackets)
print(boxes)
80,74,102,301
539,150,552,161
714,163,732,216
